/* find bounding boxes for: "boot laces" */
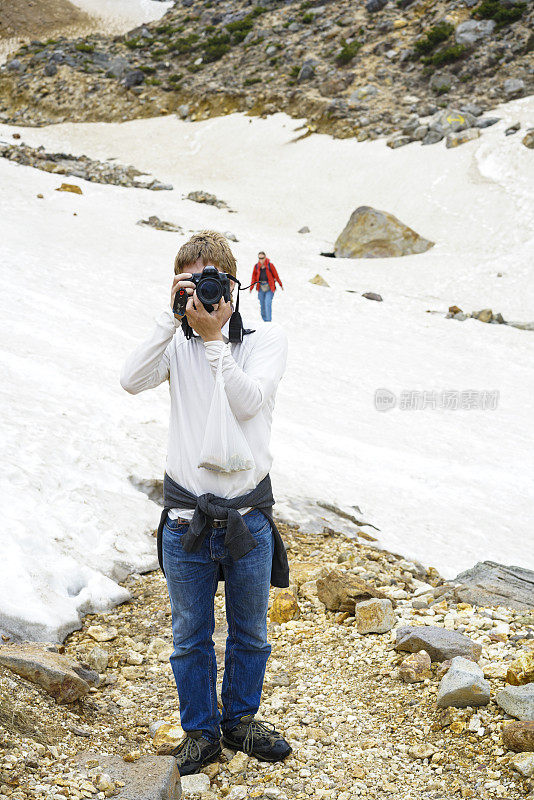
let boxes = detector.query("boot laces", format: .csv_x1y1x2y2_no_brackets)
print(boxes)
174,734,202,764
241,718,278,755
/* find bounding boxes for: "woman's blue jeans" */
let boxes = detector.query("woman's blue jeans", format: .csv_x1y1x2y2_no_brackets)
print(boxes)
258,289,274,322
162,509,274,742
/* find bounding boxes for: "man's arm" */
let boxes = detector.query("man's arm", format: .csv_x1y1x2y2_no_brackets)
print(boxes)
203,324,288,421
119,305,179,394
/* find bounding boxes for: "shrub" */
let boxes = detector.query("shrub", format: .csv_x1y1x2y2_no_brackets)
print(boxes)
124,38,142,50
414,22,454,55
202,33,231,62
170,34,200,54
422,44,468,66
168,73,182,83
336,39,362,66
75,42,95,53
302,13,315,23
473,0,526,24
244,76,262,85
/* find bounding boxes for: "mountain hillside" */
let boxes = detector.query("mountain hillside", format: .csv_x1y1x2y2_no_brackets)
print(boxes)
0,0,532,139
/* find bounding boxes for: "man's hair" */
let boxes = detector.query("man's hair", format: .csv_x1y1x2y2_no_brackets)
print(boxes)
258,251,266,257
174,230,237,277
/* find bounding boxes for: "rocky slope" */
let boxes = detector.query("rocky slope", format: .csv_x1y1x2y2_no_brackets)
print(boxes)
0,0,532,141
1,520,533,800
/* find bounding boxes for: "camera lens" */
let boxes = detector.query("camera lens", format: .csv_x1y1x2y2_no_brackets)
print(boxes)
197,277,222,305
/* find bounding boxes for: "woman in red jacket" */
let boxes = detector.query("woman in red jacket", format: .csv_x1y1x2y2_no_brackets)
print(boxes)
249,251,283,322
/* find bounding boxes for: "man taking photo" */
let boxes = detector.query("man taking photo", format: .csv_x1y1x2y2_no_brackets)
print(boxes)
120,230,291,776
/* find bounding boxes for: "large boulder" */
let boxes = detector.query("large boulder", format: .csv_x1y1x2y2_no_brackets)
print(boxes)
436,656,490,708
75,751,181,800
445,561,534,610
503,722,534,752
316,569,387,613
455,19,496,46
334,206,434,258
354,598,396,634
395,625,482,662
0,643,99,703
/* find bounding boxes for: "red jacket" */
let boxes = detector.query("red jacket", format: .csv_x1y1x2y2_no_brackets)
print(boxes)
250,258,283,293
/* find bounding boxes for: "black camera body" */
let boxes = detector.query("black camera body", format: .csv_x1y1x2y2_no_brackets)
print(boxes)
173,265,232,317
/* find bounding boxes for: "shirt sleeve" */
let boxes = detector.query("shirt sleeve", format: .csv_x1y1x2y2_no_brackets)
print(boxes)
203,324,288,421
119,304,180,394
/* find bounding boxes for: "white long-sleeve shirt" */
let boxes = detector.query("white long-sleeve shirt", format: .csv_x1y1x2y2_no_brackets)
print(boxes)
119,304,288,520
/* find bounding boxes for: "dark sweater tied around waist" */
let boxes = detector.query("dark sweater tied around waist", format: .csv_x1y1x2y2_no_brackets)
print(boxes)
156,471,289,588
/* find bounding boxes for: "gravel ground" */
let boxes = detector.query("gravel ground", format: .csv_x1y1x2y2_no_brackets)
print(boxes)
0,522,533,800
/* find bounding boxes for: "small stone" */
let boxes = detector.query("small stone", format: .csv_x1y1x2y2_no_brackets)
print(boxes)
202,762,220,779
153,722,184,755
502,721,534,752
399,650,432,683
409,743,436,759
55,182,83,195
123,750,141,762
298,226,310,234
496,684,534,721
94,773,115,796
386,136,412,149
309,274,329,287
523,131,534,149
354,598,396,634
181,773,211,793
506,652,534,686
503,78,525,97
86,646,109,672
317,570,387,612
269,589,300,624
505,122,521,136
362,292,383,302
228,751,249,775
511,752,534,778
395,625,482,662
446,128,480,148
437,656,490,708
228,787,247,800
476,117,500,129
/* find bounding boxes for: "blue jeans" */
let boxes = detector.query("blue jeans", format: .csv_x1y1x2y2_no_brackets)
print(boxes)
162,509,274,741
258,289,274,322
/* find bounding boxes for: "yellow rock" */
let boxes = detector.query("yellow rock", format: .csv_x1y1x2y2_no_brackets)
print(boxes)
507,652,534,686
56,182,83,195
153,722,184,755
123,750,141,762
269,589,300,624
309,274,330,287
393,18,408,28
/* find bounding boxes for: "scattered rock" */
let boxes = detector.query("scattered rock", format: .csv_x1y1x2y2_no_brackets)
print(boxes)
362,292,383,302
399,650,432,683
505,122,520,136
354,598,396,634
436,656,491,708
136,215,183,232
446,128,480,148
153,723,184,755
309,274,329,286
86,646,109,673
502,721,534,752
224,230,238,242
227,751,249,775
511,752,534,778
395,626,482,662
0,643,98,703
503,78,525,97
455,19,495,46
446,561,534,610
476,117,500,129
181,772,210,793
334,206,434,259
506,652,534,686
298,226,310,234
186,190,229,209
522,130,534,149
87,625,118,642
269,589,300,624
408,742,436,759
496,684,534,720
56,182,82,195
298,60,316,82
317,569,387,613
386,135,412,149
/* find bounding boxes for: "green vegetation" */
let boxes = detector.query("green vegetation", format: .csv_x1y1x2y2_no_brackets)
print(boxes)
413,22,454,55
225,7,267,42
169,33,200,54
336,39,362,66
124,38,143,50
422,44,468,66
473,0,526,24
168,73,182,83
290,65,300,78
138,65,157,73
75,42,95,53
302,13,315,23
202,33,231,62
244,76,262,85
146,76,162,85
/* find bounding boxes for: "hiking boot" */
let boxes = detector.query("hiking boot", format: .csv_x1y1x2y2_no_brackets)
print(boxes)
221,715,292,762
171,730,221,776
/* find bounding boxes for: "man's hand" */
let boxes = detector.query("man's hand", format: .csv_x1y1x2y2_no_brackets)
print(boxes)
185,291,232,342
171,272,196,320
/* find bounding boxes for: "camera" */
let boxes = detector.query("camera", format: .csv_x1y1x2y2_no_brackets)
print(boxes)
173,265,233,317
